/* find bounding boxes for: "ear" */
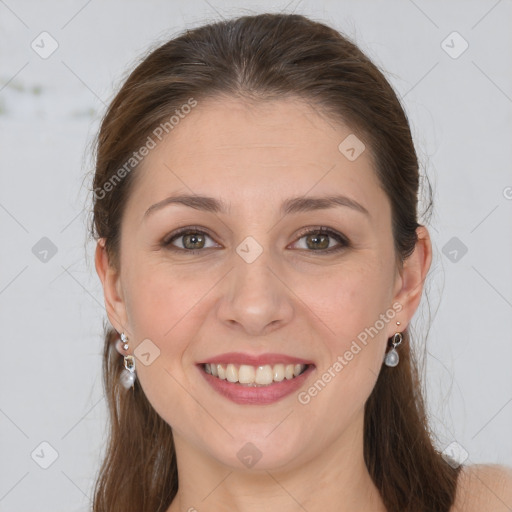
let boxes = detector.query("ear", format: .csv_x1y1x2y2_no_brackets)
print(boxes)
390,225,432,334
95,238,129,354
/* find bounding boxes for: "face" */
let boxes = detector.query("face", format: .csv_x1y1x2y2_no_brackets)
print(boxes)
98,96,422,472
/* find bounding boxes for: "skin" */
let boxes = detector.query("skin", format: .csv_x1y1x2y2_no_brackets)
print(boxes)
453,465,512,512
95,96,433,511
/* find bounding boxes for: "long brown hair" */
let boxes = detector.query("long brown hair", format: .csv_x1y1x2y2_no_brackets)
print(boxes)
89,13,460,511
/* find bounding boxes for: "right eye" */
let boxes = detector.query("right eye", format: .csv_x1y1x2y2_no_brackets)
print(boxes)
161,227,220,253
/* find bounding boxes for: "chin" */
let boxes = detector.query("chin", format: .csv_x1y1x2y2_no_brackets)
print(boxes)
202,426,307,472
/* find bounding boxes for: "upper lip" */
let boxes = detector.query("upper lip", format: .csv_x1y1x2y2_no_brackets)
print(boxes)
198,352,314,367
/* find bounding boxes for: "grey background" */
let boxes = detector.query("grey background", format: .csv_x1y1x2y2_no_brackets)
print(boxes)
1,1,511,510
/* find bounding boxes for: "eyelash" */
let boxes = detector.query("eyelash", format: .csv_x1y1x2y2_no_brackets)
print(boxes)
161,225,350,255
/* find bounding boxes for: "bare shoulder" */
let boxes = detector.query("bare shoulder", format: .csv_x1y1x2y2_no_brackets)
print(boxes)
451,463,512,512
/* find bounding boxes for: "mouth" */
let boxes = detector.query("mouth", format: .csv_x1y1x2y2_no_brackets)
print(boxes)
202,362,311,387
197,357,315,405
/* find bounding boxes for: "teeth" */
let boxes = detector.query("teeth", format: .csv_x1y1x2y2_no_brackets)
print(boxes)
238,364,255,384
255,365,273,385
273,364,285,382
226,363,238,383
203,363,307,386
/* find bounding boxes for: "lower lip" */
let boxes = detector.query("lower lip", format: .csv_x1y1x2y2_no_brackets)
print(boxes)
198,365,315,405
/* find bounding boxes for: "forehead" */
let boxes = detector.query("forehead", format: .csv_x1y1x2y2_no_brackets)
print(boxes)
125,96,387,221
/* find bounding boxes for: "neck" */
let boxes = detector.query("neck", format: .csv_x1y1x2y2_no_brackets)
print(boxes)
166,410,386,512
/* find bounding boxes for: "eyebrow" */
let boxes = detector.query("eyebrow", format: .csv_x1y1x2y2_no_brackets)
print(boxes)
143,194,370,218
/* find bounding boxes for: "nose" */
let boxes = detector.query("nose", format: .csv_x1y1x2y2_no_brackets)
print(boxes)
216,251,294,337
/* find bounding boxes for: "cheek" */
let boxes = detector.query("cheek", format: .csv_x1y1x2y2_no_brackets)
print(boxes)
121,266,206,429
300,269,391,429
122,261,219,377
124,260,203,333
300,260,393,342
295,260,394,409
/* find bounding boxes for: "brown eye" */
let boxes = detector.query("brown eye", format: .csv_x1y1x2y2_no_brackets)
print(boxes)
162,228,219,253
292,227,349,253
162,226,349,255
181,232,206,250
305,232,330,250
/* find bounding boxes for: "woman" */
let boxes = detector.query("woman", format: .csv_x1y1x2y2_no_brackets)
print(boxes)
91,12,512,511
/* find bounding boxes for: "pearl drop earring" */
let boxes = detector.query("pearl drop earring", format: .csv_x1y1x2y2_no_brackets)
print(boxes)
383,321,402,367
120,332,136,389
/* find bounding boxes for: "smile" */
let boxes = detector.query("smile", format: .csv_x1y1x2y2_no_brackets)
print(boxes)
198,362,315,405
203,362,309,386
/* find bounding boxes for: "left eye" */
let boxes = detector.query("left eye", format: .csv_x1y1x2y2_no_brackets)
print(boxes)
290,228,349,253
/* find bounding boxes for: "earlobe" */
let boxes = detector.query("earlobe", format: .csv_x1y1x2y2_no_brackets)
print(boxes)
391,226,432,333
94,238,129,336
